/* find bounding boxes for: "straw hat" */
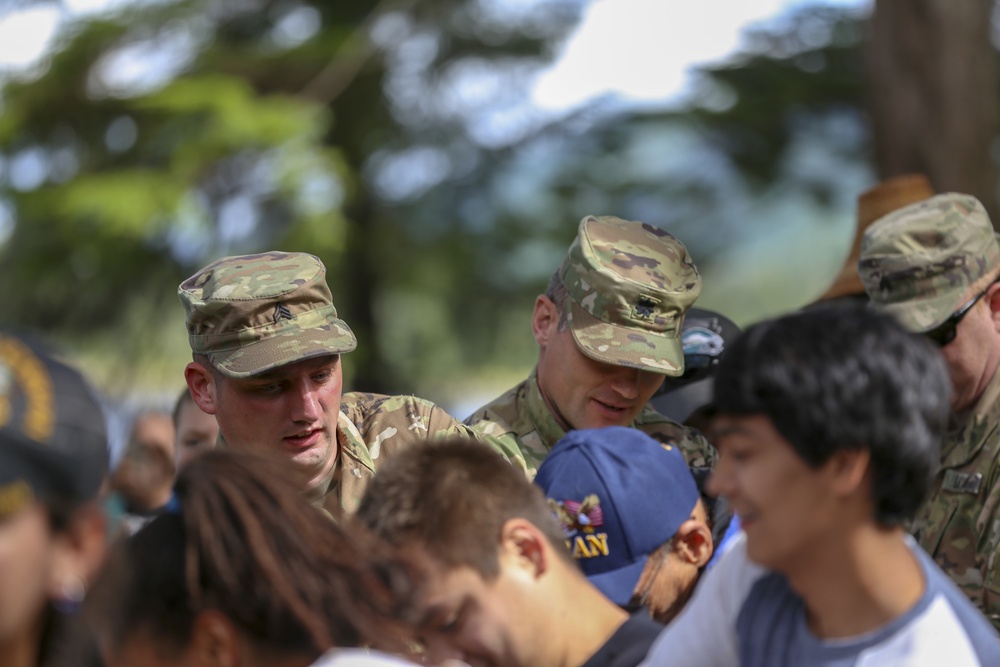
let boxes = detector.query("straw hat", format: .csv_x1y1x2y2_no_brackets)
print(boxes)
815,174,935,302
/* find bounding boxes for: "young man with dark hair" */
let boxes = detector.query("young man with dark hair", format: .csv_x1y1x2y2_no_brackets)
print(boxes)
355,439,663,667
641,304,1000,666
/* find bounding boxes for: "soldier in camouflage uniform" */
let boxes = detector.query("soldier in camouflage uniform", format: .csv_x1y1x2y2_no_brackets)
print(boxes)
465,215,716,479
179,251,491,515
859,192,1000,628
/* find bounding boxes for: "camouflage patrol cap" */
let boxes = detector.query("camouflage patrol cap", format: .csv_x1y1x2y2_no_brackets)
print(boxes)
559,215,701,375
858,193,1000,332
178,251,357,378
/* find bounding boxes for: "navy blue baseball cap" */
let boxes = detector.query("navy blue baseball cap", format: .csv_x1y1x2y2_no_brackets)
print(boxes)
534,426,700,606
0,333,108,516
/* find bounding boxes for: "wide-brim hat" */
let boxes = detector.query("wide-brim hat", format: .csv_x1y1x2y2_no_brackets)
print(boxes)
816,174,935,302
179,251,357,378
561,216,701,376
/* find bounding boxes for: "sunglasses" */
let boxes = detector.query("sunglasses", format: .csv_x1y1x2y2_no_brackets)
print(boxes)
923,281,998,347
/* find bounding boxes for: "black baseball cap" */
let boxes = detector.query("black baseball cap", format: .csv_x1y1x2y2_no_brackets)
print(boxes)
0,333,108,516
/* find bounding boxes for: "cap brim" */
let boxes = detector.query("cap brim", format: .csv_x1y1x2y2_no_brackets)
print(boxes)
569,301,684,375
210,319,357,378
872,289,966,333
586,555,649,607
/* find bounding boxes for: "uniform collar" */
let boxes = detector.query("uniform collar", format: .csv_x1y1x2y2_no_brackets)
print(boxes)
943,362,1000,467
524,368,572,451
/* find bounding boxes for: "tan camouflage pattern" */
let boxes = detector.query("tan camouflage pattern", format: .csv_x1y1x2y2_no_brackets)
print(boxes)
178,251,357,378
561,215,701,375
858,193,1000,332
464,368,716,480
910,365,1000,630
212,391,513,515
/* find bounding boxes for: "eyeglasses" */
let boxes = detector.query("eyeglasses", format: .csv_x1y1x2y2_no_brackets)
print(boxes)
923,282,997,347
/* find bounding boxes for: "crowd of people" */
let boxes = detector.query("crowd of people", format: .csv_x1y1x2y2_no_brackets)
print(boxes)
3,175,1000,666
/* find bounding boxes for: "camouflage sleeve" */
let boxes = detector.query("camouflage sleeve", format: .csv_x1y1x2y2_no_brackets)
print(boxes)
638,417,717,469
978,471,1000,629
426,405,530,474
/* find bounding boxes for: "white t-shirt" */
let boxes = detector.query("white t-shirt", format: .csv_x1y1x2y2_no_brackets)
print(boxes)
640,533,1000,667
312,649,418,667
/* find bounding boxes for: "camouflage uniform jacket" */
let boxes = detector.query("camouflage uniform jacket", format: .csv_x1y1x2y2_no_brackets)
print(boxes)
464,369,716,479
326,392,500,515
911,365,1000,629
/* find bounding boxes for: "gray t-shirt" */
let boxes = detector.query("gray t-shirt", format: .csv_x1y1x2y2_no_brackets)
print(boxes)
641,533,1000,666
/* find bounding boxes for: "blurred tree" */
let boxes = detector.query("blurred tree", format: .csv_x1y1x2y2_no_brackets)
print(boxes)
0,0,581,398
868,0,998,222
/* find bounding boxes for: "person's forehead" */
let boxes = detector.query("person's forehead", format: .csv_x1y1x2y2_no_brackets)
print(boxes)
711,413,777,440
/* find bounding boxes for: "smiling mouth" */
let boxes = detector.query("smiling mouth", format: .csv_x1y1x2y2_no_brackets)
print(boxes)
283,428,321,449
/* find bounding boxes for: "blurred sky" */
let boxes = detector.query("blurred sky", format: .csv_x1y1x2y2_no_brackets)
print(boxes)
3,0,870,110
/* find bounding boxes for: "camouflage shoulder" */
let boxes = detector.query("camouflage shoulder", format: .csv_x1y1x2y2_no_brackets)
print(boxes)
462,382,525,436
635,404,717,469
342,392,529,475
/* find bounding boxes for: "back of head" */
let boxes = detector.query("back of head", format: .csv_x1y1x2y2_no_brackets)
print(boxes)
0,332,108,516
713,303,950,526
90,450,417,659
859,192,1000,332
534,426,700,606
557,215,701,376
178,251,357,378
355,439,568,578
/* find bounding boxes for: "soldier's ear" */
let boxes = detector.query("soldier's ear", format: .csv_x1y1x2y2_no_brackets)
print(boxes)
185,362,219,416
532,295,558,346
986,279,1000,332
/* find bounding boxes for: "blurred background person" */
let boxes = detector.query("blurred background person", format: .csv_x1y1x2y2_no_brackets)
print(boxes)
0,332,110,667
109,410,175,534
650,308,742,433
89,450,421,667
535,426,714,624
171,389,218,471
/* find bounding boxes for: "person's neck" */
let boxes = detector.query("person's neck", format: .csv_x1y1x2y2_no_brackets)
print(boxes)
553,572,629,667
784,524,924,639
535,371,573,433
303,436,341,507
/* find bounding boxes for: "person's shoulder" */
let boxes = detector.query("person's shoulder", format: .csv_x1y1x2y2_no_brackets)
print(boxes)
634,406,717,468
917,548,1000,662
582,613,662,667
463,379,529,435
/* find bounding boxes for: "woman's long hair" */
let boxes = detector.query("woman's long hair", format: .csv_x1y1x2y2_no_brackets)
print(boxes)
88,450,419,659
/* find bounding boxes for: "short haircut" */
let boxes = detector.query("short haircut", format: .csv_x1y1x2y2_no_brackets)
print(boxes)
713,303,950,527
355,438,571,579
544,270,571,331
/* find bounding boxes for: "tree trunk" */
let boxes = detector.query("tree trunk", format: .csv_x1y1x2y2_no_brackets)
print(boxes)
868,0,999,225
